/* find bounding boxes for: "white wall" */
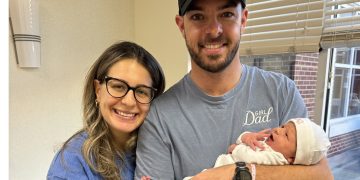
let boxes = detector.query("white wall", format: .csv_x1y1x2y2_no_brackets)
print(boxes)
10,1,189,179
134,0,189,87
9,1,134,179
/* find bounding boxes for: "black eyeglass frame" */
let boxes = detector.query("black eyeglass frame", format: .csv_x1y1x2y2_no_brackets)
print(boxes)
101,76,157,104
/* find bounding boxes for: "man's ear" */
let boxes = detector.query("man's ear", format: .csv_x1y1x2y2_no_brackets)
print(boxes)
175,15,185,38
240,9,248,33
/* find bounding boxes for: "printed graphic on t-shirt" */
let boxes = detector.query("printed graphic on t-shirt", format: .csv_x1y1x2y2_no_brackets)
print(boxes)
243,107,273,126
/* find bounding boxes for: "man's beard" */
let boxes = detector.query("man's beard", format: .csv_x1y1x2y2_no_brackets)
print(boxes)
186,36,240,73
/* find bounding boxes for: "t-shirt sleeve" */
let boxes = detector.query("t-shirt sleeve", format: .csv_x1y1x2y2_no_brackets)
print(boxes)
280,77,308,124
135,104,174,179
47,144,94,179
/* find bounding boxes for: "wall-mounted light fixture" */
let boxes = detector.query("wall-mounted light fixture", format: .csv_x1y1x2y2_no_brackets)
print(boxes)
10,0,41,68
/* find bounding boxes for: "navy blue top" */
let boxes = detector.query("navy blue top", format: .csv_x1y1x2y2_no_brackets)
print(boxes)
47,132,135,180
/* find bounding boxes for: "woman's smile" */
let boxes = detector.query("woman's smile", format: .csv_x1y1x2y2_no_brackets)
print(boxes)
113,109,137,120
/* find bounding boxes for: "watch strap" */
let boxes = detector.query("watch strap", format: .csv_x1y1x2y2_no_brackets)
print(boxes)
233,161,251,180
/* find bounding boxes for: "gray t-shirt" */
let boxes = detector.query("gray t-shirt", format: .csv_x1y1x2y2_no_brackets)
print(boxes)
135,65,307,179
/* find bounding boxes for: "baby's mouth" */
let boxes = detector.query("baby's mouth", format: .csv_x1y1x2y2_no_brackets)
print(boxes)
267,134,274,142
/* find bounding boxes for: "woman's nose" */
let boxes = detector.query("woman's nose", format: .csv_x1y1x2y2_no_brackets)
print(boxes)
120,89,137,106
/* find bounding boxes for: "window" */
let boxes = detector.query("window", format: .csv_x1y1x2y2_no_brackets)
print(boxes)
348,67,360,116
327,0,360,121
330,48,360,119
331,66,350,119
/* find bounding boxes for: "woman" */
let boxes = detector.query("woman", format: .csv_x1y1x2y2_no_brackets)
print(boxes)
47,41,165,179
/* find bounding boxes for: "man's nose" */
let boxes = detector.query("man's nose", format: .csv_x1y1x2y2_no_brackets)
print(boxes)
205,18,223,38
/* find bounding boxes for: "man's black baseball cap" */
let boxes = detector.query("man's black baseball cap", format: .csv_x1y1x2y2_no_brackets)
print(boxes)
178,0,246,16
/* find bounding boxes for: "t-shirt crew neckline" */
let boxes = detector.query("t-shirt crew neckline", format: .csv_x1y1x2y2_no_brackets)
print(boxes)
185,64,247,103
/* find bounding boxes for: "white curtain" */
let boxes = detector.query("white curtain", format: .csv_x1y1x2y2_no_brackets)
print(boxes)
240,0,360,56
321,0,360,48
240,0,324,56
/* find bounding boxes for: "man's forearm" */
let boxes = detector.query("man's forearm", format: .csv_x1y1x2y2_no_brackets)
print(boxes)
191,164,235,180
255,158,333,180
191,158,333,180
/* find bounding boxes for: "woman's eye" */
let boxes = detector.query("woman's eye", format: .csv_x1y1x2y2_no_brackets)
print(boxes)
137,89,146,95
112,84,126,91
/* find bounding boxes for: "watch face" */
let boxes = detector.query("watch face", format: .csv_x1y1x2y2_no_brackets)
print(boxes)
234,169,252,180
234,162,252,180
239,170,252,180
233,162,252,180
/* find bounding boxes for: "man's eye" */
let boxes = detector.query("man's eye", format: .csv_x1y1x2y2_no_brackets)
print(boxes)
222,12,235,18
190,14,204,21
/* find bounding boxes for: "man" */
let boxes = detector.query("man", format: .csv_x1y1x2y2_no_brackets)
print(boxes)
135,0,333,179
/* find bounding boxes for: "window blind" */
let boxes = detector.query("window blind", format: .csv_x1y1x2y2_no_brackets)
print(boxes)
321,0,360,48
240,0,324,56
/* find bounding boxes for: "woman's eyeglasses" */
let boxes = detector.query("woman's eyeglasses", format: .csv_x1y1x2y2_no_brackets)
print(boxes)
102,76,157,104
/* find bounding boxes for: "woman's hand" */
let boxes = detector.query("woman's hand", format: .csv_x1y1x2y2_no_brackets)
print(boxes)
141,176,151,180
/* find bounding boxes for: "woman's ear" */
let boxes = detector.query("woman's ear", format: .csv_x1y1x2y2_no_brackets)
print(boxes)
94,79,101,100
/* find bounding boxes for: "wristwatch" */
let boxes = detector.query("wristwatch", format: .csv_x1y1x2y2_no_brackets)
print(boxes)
233,162,252,180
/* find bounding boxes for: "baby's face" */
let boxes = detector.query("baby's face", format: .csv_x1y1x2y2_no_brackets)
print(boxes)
266,122,297,163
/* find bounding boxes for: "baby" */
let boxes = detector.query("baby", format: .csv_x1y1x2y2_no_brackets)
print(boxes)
215,118,331,166
183,118,331,180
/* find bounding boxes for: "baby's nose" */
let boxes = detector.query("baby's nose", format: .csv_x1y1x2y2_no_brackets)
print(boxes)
273,128,284,135
273,128,280,134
